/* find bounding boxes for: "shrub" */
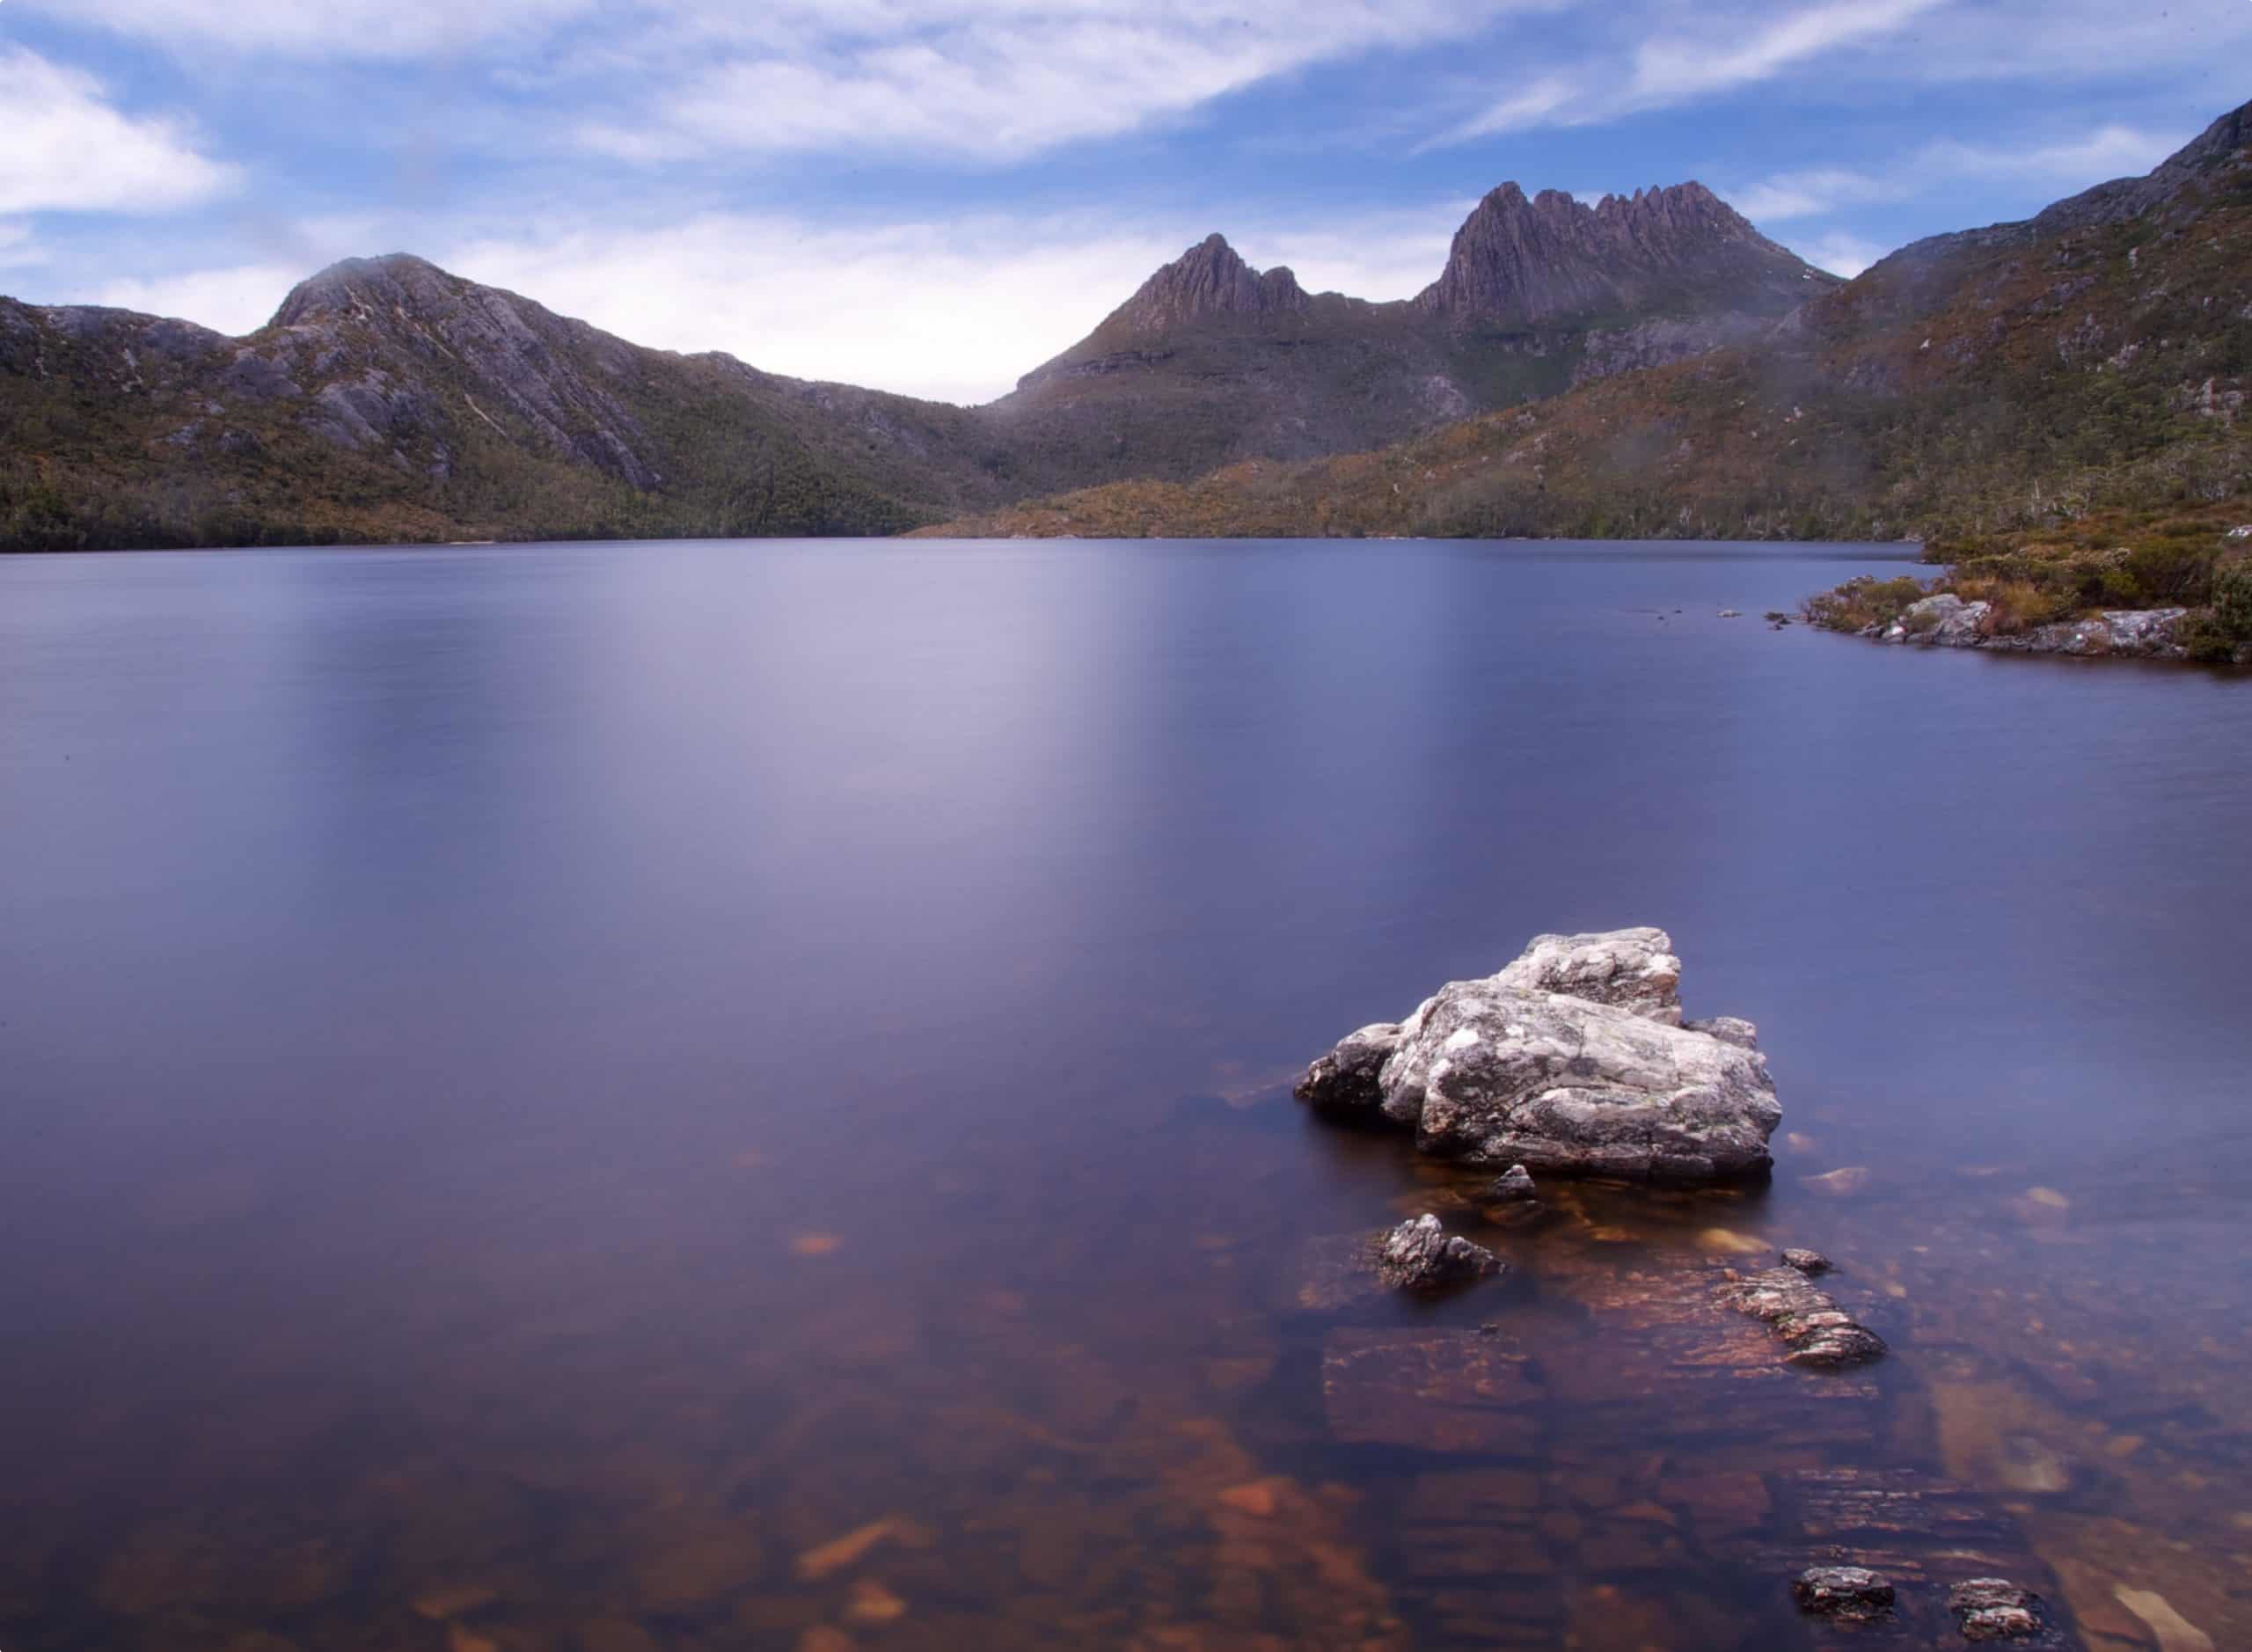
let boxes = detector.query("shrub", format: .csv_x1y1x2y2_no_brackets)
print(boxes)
1801,574,1928,632
2178,609,2241,663
2212,559,2252,640
2123,540,2218,607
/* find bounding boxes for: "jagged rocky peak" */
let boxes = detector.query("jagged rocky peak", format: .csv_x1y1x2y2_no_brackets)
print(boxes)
270,252,460,329
1420,179,1823,325
1110,233,1309,333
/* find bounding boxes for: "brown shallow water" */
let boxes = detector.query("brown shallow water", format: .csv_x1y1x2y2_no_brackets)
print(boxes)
1,539,2248,1650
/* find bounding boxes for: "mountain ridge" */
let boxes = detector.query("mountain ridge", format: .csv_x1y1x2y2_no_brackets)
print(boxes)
2,169,1834,550
21,101,2248,557
918,98,2252,595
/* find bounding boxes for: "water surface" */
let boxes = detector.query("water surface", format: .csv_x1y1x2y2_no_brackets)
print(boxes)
2,539,2247,1650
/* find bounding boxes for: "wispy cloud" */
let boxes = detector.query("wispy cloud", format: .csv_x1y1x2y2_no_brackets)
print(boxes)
0,46,237,215
1722,168,1902,223
21,0,598,58
1626,0,1943,106
582,2,1519,164
1723,123,2187,229
1430,0,1942,145
1919,124,2185,186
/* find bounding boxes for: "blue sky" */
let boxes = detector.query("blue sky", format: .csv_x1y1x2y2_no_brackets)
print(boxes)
0,1,2244,404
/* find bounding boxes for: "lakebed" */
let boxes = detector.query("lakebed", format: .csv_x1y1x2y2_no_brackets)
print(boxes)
1,538,2247,1649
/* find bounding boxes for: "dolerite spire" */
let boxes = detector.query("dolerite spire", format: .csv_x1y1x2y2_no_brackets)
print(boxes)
1418,181,1823,325
1109,234,1309,333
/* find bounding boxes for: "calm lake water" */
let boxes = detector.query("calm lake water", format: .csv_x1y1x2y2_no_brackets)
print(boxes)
2,538,2248,1652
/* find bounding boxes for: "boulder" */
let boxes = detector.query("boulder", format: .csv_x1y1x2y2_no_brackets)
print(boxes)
1780,1248,1832,1276
1795,1565,1894,1619
1883,592,1992,646
1296,929,1780,1183
1375,1216,1499,1292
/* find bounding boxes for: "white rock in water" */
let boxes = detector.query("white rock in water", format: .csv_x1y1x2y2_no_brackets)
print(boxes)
1297,928,1781,1183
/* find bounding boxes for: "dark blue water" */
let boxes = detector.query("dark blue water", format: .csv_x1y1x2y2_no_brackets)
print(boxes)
2,539,2246,1650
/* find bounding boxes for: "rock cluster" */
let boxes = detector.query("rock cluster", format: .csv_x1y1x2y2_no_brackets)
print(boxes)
1949,1578,2045,1641
1720,1266,1887,1368
1794,1565,1894,1619
1872,592,2206,659
1375,1216,1500,1292
1296,929,1783,1183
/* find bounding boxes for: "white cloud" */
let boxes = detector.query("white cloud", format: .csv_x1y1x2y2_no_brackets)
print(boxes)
90,262,301,333
0,223,48,270
0,47,238,216
73,198,1476,402
1791,231,1887,278
447,201,1480,403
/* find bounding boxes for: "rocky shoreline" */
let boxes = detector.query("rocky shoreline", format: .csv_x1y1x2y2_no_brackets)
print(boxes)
1861,593,2238,662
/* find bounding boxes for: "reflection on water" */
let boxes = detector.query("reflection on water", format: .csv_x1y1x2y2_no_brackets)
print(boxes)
1,540,2248,1649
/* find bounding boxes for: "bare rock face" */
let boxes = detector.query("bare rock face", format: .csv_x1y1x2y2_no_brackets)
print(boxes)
1719,1266,1886,1368
1490,926,1684,1023
1296,929,1781,1183
1106,235,1309,335
1795,1565,1894,1619
268,253,665,489
1417,181,1830,326
1375,1216,1500,1292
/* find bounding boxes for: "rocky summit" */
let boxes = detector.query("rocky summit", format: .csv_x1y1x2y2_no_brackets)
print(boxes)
1105,234,1309,333
1416,181,1820,326
1295,928,1783,1182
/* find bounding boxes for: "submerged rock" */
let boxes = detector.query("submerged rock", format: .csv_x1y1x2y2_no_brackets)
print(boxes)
1376,1215,1500,1291
1795,1565,1894,1619
1296,929,1781,1183
1949,1578,2044,1641
1781,1247,1833,1276
1721,1266,1886,1368
1482,1165,1538,1202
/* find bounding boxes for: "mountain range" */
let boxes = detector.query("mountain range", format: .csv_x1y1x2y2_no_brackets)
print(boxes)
932,100,2252,563
4,99,2247,560
1,181,1828,550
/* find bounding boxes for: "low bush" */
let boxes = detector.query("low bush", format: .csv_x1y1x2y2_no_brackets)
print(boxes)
1801,574,1928,632
2212,558,2252,639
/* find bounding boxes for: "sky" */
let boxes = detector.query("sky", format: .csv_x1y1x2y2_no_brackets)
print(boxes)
0,2,2244,406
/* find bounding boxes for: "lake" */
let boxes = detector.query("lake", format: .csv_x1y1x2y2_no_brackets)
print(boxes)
1,538,2247,1651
